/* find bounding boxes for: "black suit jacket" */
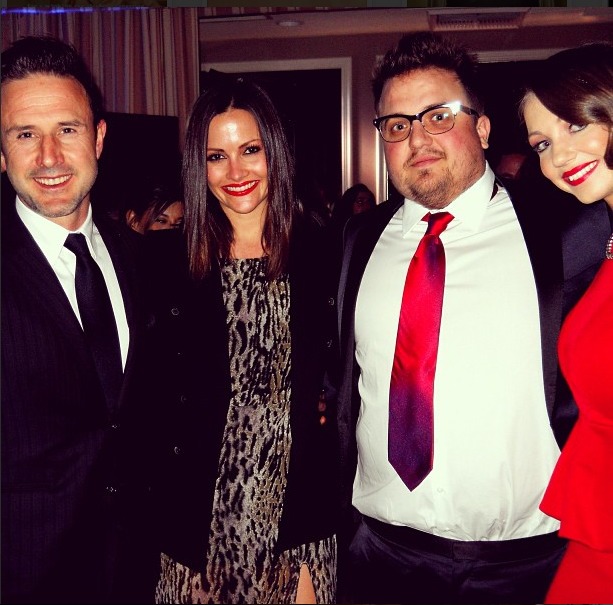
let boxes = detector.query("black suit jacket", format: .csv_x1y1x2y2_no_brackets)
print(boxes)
335,182,610,517
1,196,152,604
140,217,340,572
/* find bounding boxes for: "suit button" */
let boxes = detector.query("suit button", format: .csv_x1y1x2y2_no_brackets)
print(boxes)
326,339,333,349
173,446,182,455
106,485,117,494
110,423,120,430
327,297,335,306
179,395,188,404
171,307,180,316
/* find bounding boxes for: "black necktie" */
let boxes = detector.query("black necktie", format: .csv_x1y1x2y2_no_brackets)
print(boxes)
64,233,123,407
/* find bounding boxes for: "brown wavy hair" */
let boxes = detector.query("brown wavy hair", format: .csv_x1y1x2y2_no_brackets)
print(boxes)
519,41,613,168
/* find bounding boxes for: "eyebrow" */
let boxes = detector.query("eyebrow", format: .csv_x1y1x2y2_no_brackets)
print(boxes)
206,138,262,152
5,120,87,135
382,101,458,117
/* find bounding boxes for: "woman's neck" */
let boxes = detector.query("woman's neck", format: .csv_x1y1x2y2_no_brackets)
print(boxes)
231,237,265,259
227,205,267,259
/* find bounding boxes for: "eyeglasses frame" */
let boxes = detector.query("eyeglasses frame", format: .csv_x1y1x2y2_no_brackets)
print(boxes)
373,100,480,142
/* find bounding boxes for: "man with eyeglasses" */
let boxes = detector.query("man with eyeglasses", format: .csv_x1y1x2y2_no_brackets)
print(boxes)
335,31,609,604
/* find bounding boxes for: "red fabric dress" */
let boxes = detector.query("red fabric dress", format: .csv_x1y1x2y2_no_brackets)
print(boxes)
541,258,613,604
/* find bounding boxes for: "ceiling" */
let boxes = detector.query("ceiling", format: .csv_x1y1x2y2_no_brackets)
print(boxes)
198,6,613,43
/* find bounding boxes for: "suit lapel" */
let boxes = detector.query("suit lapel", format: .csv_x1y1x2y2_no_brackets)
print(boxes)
338,197,403,348
336,197,403,500
96,217,137,335
95,216,143,412
510,191,564,417
5,207,90,347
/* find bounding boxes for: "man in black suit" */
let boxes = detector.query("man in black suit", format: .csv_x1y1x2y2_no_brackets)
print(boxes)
1,36,153,603
335,32,610,604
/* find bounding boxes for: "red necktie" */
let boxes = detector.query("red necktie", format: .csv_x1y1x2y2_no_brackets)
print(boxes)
389,211,453,491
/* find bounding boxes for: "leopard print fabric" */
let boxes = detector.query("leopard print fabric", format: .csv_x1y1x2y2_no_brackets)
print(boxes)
155,257,336,604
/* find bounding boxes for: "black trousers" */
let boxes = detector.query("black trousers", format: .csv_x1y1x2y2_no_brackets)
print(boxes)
346,516,566,605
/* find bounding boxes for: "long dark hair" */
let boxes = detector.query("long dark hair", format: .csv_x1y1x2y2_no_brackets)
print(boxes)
183,74,301,280
519,41,613,168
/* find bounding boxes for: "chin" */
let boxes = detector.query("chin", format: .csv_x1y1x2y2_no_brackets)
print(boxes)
571,189,606,205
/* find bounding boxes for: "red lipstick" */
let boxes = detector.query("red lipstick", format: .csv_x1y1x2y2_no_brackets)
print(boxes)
562,160,598,187
221,181,259,196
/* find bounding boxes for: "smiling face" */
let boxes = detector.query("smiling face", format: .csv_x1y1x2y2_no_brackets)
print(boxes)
1,73,105,230
523,93,613,206
378,67,490,210
206,108,269,225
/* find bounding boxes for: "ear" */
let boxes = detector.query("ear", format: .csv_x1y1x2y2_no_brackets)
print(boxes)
1,150,6,173
95,119,107,160
476,114,491,150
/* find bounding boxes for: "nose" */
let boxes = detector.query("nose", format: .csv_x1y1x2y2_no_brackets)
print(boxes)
38,135,63,168
407,119,433,149
227,156,248,182
550,141,575,168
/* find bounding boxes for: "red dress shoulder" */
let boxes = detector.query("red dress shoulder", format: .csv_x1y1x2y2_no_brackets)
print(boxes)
540,259,613,551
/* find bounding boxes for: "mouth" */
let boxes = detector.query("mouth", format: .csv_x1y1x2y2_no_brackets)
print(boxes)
33,175,72,187
410,154,442,169
562,160,598,186
221,180,259,196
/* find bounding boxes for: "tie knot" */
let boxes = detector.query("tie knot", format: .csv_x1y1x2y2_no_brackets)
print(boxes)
424,212,453,237
64,232,89,257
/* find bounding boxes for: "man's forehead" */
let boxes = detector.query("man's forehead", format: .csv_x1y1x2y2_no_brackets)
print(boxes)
380,69,466,112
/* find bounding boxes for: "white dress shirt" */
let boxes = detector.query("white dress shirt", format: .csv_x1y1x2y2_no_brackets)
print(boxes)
353,165,560,541
16,198,130,369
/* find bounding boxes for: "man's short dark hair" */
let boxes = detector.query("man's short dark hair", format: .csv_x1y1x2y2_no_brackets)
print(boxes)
372,31,484,115
1,35,105,125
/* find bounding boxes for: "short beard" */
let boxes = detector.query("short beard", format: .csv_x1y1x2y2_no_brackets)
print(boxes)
18,193,84,220
396,166,455,210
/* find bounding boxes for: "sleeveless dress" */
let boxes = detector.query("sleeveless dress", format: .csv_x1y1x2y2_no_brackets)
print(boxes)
541,258,613,604
155,257,336,604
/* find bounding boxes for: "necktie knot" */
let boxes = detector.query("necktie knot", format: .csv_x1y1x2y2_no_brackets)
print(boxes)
64,232,90,257
424,212,453,237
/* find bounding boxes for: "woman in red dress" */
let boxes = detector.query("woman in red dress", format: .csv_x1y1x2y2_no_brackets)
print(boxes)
521,41,613,604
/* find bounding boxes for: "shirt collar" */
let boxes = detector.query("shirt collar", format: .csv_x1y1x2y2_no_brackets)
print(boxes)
402,164,497,235
16,197,95,266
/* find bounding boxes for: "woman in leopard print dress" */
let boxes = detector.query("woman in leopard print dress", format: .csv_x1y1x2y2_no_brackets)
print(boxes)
143,75,339,604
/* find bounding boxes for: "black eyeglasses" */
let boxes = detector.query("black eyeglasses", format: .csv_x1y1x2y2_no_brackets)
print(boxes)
373,100,480,143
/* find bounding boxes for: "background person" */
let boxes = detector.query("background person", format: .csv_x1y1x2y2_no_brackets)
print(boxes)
494,150,528,183
142,75,339,604
347,183,376,215
125,178,184,234
331,183,376,228
335,31,610,604
521,40,613,605
1,36,153,604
